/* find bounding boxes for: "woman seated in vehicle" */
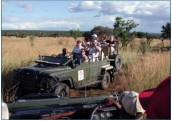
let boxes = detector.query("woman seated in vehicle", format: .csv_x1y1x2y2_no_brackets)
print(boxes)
81,49,88,63
99,34,107,47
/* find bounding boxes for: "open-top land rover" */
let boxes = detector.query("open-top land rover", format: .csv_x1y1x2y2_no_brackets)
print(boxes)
12,45,122,97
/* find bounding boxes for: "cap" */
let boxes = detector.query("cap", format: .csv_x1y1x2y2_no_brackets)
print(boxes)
139,76,170,119
122,91,145,116
92,34,97,38
77,40,81,44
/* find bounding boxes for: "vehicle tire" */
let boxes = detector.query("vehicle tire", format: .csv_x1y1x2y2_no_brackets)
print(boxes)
114,54,122,72
99,72,110,89
54,83,70,97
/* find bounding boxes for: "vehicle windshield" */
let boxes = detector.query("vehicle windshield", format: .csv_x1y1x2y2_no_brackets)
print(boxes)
35,56,72,66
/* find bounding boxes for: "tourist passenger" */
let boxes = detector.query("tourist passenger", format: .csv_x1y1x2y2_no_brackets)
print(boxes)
72,40,84,61
88,40,101,62
82,37,90,48
85,42,90,56
72,40,84,55
91,34,98,44
81,49,88,63
99,34,107,47
106,35,116,54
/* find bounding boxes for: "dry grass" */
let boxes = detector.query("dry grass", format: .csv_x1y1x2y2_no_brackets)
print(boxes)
118,51,170,93
2,36,171,101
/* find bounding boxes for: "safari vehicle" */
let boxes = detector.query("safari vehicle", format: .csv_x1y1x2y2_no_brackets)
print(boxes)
7,92,120,119
12,43,122,97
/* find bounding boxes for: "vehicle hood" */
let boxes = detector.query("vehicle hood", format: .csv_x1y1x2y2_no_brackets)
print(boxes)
16,65,71,76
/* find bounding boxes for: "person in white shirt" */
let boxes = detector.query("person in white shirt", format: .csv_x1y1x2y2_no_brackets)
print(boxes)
88,40,101,62
72,40,84,55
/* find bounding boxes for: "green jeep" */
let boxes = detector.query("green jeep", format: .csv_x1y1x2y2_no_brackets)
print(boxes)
12,46,122,97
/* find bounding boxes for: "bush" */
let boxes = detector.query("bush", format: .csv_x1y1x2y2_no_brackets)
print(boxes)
138,41,147,54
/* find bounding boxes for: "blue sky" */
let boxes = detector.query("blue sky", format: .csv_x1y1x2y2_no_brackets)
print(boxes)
1,1,171,33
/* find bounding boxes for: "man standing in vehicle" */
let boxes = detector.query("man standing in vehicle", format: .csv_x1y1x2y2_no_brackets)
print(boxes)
88,40,101,62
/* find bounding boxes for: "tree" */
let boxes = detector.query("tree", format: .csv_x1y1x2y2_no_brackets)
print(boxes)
90,26,114,39
161,22,170,39
29,35,35,46
4,32,8,37
114,17,139,48
69,29,83,41
53,31,60,38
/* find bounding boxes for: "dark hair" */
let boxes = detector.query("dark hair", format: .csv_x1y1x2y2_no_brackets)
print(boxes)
81,48,86,52
101,34,107,40
62,48,67,54
84,37,90,42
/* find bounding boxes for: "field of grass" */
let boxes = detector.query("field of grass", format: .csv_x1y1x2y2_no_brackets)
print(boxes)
1,36,171,101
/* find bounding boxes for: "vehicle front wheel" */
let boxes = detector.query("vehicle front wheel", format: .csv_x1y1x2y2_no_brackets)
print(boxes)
54,83,70,97
99,72,110,89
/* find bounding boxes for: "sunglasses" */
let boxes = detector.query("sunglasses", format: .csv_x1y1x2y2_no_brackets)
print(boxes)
81,51,85,52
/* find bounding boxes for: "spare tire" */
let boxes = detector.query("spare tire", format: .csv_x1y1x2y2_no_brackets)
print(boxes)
114,54,122,72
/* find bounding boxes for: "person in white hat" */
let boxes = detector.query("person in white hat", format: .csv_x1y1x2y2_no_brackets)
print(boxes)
91,34,98,44
100,91,145,119
88,39,101,62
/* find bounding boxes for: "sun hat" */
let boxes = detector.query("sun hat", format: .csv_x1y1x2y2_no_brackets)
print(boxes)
118,91,130,104
139,76,170,119
92,34,97,38
122,91,145,116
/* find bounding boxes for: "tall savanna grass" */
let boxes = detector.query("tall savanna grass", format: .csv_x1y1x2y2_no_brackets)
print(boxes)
117,38,170,93
2,36,170,100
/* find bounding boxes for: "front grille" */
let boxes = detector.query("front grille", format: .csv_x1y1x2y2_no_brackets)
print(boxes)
21,70,35,82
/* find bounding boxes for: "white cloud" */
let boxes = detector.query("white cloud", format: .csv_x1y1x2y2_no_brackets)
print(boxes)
2,21,80,30
16,2,34,13
68,1,102,12
2,23,19,29
68,1,170,18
